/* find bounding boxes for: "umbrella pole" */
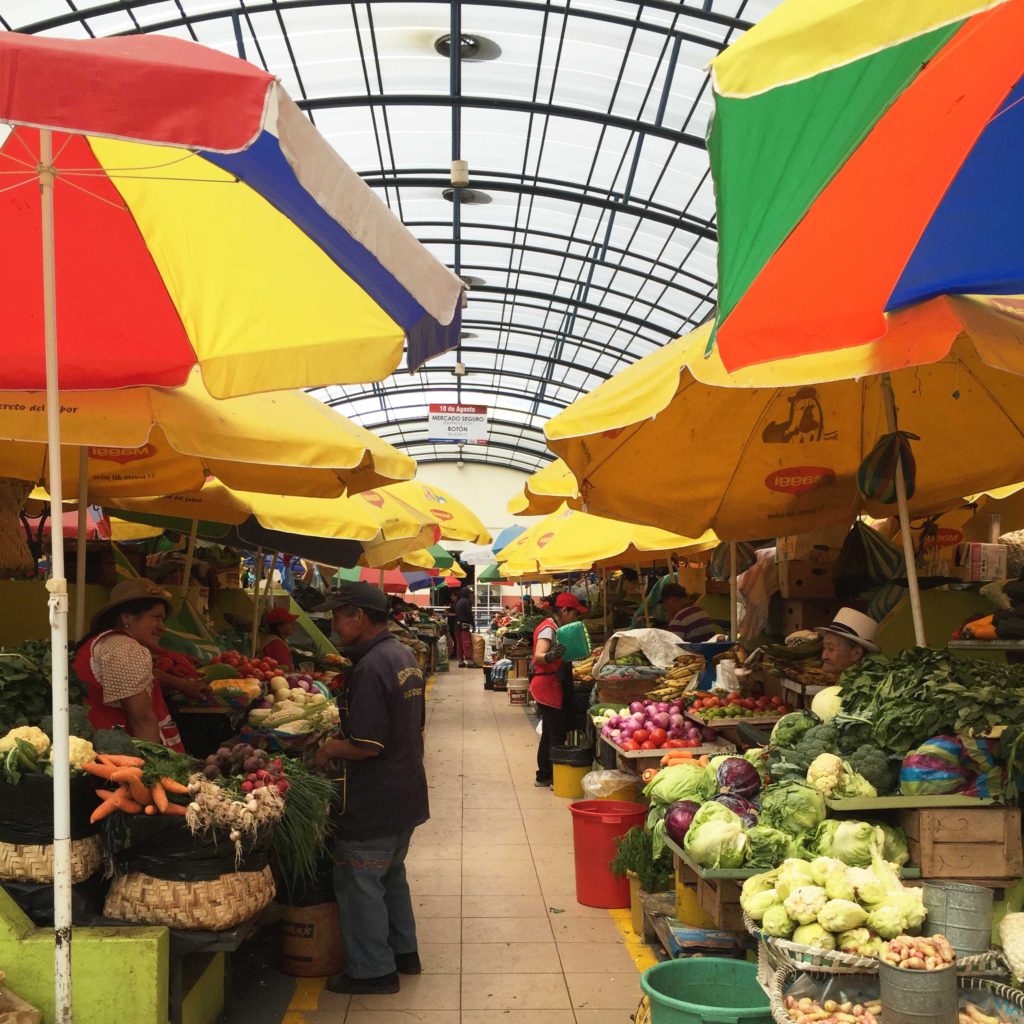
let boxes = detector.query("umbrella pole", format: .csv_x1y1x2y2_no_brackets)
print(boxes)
729,541,738,640
74,446,89,642
40,128,74,1024
602,567,609,639
635,564,651,627
251,546,264,659
882,374,926,647
180,518,199,603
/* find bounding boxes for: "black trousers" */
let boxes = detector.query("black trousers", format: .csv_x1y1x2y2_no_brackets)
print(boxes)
536,702,567,781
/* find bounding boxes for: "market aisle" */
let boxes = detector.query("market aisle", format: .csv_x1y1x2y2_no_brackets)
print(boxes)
299,665,643,1024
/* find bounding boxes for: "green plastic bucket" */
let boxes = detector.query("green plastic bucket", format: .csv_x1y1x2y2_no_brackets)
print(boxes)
557,621,592,661
640,958,771,1024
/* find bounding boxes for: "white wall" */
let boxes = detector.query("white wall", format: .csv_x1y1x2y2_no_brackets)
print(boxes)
416,463,544,543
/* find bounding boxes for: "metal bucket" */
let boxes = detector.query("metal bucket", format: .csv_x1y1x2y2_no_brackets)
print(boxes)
878,961,957,1024
922,881,994,957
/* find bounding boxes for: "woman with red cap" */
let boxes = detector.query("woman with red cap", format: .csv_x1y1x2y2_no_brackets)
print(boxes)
530,591,587,787
263,605,299,670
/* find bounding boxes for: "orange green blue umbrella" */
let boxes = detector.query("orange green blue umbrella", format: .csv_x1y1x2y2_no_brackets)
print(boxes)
709,0,1024,372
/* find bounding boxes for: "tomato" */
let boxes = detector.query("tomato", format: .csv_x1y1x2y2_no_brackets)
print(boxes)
741,698,755,710
648,728,668,745
632,729,649,744
664,739,684,748
684,738,701,748
620,740,640,752
640,740,657,750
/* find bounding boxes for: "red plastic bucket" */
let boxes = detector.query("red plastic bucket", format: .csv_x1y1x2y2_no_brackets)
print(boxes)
569,800,648,908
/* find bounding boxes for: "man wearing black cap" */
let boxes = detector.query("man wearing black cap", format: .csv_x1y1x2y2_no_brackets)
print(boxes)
313,582,429,995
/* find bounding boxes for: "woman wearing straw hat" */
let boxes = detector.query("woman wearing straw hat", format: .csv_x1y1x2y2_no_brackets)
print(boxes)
74,578,186,751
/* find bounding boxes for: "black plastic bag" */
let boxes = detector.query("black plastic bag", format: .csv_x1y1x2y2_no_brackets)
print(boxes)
102,814,271,882
0,773,98,845
2,873,110,927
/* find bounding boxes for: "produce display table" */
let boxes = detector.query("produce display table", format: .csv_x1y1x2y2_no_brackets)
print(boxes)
824,795,996,811
685,710,784,748
601,736,736,777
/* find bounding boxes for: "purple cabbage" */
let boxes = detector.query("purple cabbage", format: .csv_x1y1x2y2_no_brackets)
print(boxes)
713,756,761,799
713,792,758,817
664,800,702,845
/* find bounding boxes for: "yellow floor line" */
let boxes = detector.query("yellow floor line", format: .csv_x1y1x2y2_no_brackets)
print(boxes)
609,908,659,973
281,977,326,1023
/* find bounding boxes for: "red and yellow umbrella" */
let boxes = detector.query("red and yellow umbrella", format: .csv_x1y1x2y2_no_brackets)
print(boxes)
709,0,1024,372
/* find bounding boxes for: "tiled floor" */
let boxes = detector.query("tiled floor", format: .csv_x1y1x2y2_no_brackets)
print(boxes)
302,665,643,1024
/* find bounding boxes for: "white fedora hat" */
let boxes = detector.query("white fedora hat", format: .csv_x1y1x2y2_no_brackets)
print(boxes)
815,607,880,654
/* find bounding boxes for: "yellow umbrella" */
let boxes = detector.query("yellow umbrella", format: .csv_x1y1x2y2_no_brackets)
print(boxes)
106,480,438,568
497,504,716,576
546,323,1024,544
378,481,492,544
507,459,580,517
0,368,414,499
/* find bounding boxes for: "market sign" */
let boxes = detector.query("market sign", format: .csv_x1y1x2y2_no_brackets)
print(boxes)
428,404,488,445
89,444,156,465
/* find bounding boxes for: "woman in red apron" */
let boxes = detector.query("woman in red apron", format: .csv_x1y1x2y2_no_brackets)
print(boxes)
75,578,184,752
530,592,587,786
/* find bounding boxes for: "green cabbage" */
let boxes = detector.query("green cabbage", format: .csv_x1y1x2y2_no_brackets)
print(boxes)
869,890,926,931
869,820,910,867
644,763,713,806
761,904,796,938
740,889,779,922
811,819,885,867
744,746,769,781
865,905,905,940
792,923,837,950
776,859,816,901
745,825,795,868
682,803,746,869
817,899,868,933
759,780,826,837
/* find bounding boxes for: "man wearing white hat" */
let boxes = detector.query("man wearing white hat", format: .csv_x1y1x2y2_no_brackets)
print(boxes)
815,608,880,676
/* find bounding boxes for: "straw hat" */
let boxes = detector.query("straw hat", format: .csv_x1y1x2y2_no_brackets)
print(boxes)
815,607,880,653
90,578,172,633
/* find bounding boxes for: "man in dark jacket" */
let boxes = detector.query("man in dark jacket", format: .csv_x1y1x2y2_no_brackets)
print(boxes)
453,586,476,666
313,582,429,995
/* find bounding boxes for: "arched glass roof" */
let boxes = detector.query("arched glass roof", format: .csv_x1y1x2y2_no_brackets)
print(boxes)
3,0,777,471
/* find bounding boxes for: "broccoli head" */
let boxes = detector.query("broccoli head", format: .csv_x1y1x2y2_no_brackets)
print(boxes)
40,704,93,742
92,727,137,756
846,745,896,795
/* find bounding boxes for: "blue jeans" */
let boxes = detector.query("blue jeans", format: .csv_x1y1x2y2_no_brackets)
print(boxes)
333,829,418,979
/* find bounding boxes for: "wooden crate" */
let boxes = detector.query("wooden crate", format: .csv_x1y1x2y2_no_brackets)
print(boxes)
697,876,745,933
895,807,1023,880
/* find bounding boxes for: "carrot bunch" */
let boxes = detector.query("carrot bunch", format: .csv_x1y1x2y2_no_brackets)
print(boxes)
85,755,191,822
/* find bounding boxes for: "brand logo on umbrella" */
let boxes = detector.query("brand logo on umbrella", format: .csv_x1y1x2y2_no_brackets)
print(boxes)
361,490,384,508
89,444,156,465
762,388,837,445
924,527,964,550
765,467,836,495
537,532,555,548
422,486,446,504
430,507,454,521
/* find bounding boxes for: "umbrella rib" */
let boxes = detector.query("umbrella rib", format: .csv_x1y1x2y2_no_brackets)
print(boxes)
954,355,1024,448
53,174,128,212
0,177,37,197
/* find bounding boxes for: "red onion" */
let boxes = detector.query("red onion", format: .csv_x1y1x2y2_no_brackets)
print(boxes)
629,701,645,714
668,714,685,729
651,712,670,729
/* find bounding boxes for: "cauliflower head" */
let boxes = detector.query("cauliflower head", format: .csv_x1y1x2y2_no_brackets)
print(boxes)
0,726,50,756
783,885,828,926
66,736,97,769
807,753,844,797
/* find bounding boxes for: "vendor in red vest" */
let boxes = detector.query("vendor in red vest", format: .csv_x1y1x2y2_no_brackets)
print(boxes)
75,578,185,752
531,591,587,787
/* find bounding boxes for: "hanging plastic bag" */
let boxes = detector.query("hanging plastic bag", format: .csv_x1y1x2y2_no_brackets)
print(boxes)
709,542,756,581
857,431,919,504
581,770,639,800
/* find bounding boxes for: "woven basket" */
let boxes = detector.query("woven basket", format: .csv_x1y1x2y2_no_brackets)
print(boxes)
0,835,102,884
768,967,881,1024
767,934,879,975
959,977,1024,1013
104,865,275,930
632,994,650,1024
957,949,1011,980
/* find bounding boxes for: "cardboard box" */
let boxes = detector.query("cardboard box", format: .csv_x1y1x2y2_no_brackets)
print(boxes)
953,542,1008,582
674,566,707,596
776,525,849,563
777,559,836,599
780,598,841,635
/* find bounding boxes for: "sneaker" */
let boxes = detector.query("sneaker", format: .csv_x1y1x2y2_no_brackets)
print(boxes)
326,972,400,995
395,951,422,975
534,777,553,787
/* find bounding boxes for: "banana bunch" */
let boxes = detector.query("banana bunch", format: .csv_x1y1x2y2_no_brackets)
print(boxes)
572,656,596,682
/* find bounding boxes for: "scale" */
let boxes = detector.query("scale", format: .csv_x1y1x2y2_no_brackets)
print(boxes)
676,639,736,691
